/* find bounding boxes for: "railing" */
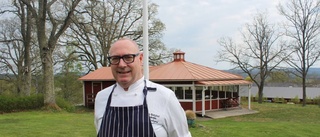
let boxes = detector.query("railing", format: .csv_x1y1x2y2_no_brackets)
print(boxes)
86,94,96,107
220,97,239,110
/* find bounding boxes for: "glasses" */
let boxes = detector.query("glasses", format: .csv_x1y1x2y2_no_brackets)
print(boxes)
107,53,140,65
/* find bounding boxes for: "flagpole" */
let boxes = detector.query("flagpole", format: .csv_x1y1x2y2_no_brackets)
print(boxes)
143,0,149,80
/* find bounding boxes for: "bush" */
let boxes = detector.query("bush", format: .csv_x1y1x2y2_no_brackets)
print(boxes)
291,95,300,104
0,94,44,113
185,110,196,128
313,96,320,107
56,97,76,112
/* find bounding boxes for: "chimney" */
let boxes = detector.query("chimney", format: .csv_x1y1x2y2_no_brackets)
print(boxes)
173,50,185,62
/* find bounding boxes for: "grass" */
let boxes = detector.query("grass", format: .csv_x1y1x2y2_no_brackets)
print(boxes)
0,107,96,137
190,102,320,137
0,103,319,137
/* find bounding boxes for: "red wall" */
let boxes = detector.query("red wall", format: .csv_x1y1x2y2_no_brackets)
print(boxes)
179,99,234,111
180,102,193,110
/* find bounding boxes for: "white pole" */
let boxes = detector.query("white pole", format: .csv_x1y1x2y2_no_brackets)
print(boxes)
143,0,149,80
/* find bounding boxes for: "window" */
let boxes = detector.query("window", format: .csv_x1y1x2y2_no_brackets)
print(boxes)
185,87,192,99
219,91,225,98
212,90,218,99
175,87,183,99
196,90,202,100
205,90,211,99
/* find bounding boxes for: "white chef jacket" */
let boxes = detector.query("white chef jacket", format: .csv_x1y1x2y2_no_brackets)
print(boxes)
94,77,192,137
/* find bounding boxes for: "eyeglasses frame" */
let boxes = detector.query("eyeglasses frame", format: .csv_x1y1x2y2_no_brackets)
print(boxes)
107,53,140,65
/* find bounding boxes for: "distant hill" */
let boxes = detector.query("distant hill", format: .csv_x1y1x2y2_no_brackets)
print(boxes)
223,68,320,78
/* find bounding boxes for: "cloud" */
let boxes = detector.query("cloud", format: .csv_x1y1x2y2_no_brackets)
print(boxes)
152,0,285,70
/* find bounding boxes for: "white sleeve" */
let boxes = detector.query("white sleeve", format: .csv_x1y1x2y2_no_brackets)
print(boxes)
164,93,192,137
94,89,111,133
94,93,103,133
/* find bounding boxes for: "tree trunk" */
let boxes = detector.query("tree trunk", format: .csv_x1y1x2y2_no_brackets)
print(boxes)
302,73,307,106
42,50,60,109
258,84,264,104
21,5,32,96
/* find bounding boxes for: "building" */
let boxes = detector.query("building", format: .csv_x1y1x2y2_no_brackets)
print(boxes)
79,51,252,116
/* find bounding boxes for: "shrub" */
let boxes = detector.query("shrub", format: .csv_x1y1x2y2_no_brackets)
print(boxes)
185,110,196,120
306,97,314,104
313,96,320,107
185,110,196,128
56,97,76,112
291,95,300,104
0,94,44,113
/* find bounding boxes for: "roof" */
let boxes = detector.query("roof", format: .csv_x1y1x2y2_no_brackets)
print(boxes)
79,51,251,86
196,80,252,86
78,67,114,81
149,61,244,81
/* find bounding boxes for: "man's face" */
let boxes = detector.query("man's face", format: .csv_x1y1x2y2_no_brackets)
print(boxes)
109,39,143,89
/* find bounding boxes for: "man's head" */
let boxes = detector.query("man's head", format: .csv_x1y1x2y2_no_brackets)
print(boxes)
108,38,143,90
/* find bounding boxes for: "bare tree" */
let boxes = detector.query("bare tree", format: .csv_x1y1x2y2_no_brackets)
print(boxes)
20,0,81,109
0,0,37,96
65,0,168,72
15,0,33,96
217,12,287,103
278,0,320,106
0,18,24,94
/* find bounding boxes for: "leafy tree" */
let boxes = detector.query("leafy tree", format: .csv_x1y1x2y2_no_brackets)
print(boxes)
278,0,320,106
65,0,169,72
55,46,83,104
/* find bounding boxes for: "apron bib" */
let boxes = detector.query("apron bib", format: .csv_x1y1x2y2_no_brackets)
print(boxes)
98,80,156,137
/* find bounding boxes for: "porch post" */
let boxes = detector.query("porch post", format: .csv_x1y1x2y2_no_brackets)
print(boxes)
201,86,207,116
192,85,196,112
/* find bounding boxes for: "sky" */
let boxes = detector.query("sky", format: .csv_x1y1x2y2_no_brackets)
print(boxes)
152,0,284,70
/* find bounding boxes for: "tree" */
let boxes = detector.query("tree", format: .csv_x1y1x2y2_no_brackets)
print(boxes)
0,18,24,94
267,71,291,83
0,0,37,96
55,46,83,104
20,0,81,109
278,0,320,106
66,0,169,72
217,11,287,103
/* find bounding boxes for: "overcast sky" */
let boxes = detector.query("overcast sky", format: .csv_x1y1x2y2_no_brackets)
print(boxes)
152,0,284,70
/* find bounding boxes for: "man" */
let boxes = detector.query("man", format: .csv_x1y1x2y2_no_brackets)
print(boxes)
94,38,192,137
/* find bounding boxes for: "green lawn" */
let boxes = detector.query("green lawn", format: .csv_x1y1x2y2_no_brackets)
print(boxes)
0,103,319,137
190,103,320,137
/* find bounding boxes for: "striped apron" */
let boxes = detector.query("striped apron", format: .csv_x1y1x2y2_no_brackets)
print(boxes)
97,81,156,137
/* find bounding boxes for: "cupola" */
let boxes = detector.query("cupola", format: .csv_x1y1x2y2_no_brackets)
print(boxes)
173,50,185,62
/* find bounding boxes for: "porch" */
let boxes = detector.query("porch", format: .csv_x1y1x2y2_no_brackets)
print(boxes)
197,107,258,119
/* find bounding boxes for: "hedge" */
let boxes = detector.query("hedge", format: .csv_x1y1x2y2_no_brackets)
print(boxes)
0,94,44,113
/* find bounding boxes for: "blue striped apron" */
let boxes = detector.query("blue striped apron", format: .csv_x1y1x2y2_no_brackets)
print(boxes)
97,80,156,137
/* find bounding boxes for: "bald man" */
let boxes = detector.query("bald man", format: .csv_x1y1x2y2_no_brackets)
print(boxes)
94,38,191,137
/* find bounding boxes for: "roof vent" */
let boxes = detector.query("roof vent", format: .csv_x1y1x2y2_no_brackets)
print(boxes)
173,50,185,62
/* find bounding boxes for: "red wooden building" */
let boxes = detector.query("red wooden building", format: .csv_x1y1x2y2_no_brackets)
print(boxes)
79,51,252,116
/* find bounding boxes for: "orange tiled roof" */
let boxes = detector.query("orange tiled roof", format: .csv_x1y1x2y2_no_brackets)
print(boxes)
196,79,252,86
78,67,114,81
149,61,243,81
78,51,251,86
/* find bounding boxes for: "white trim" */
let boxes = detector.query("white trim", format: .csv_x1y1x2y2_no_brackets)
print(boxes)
178,100,193,102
